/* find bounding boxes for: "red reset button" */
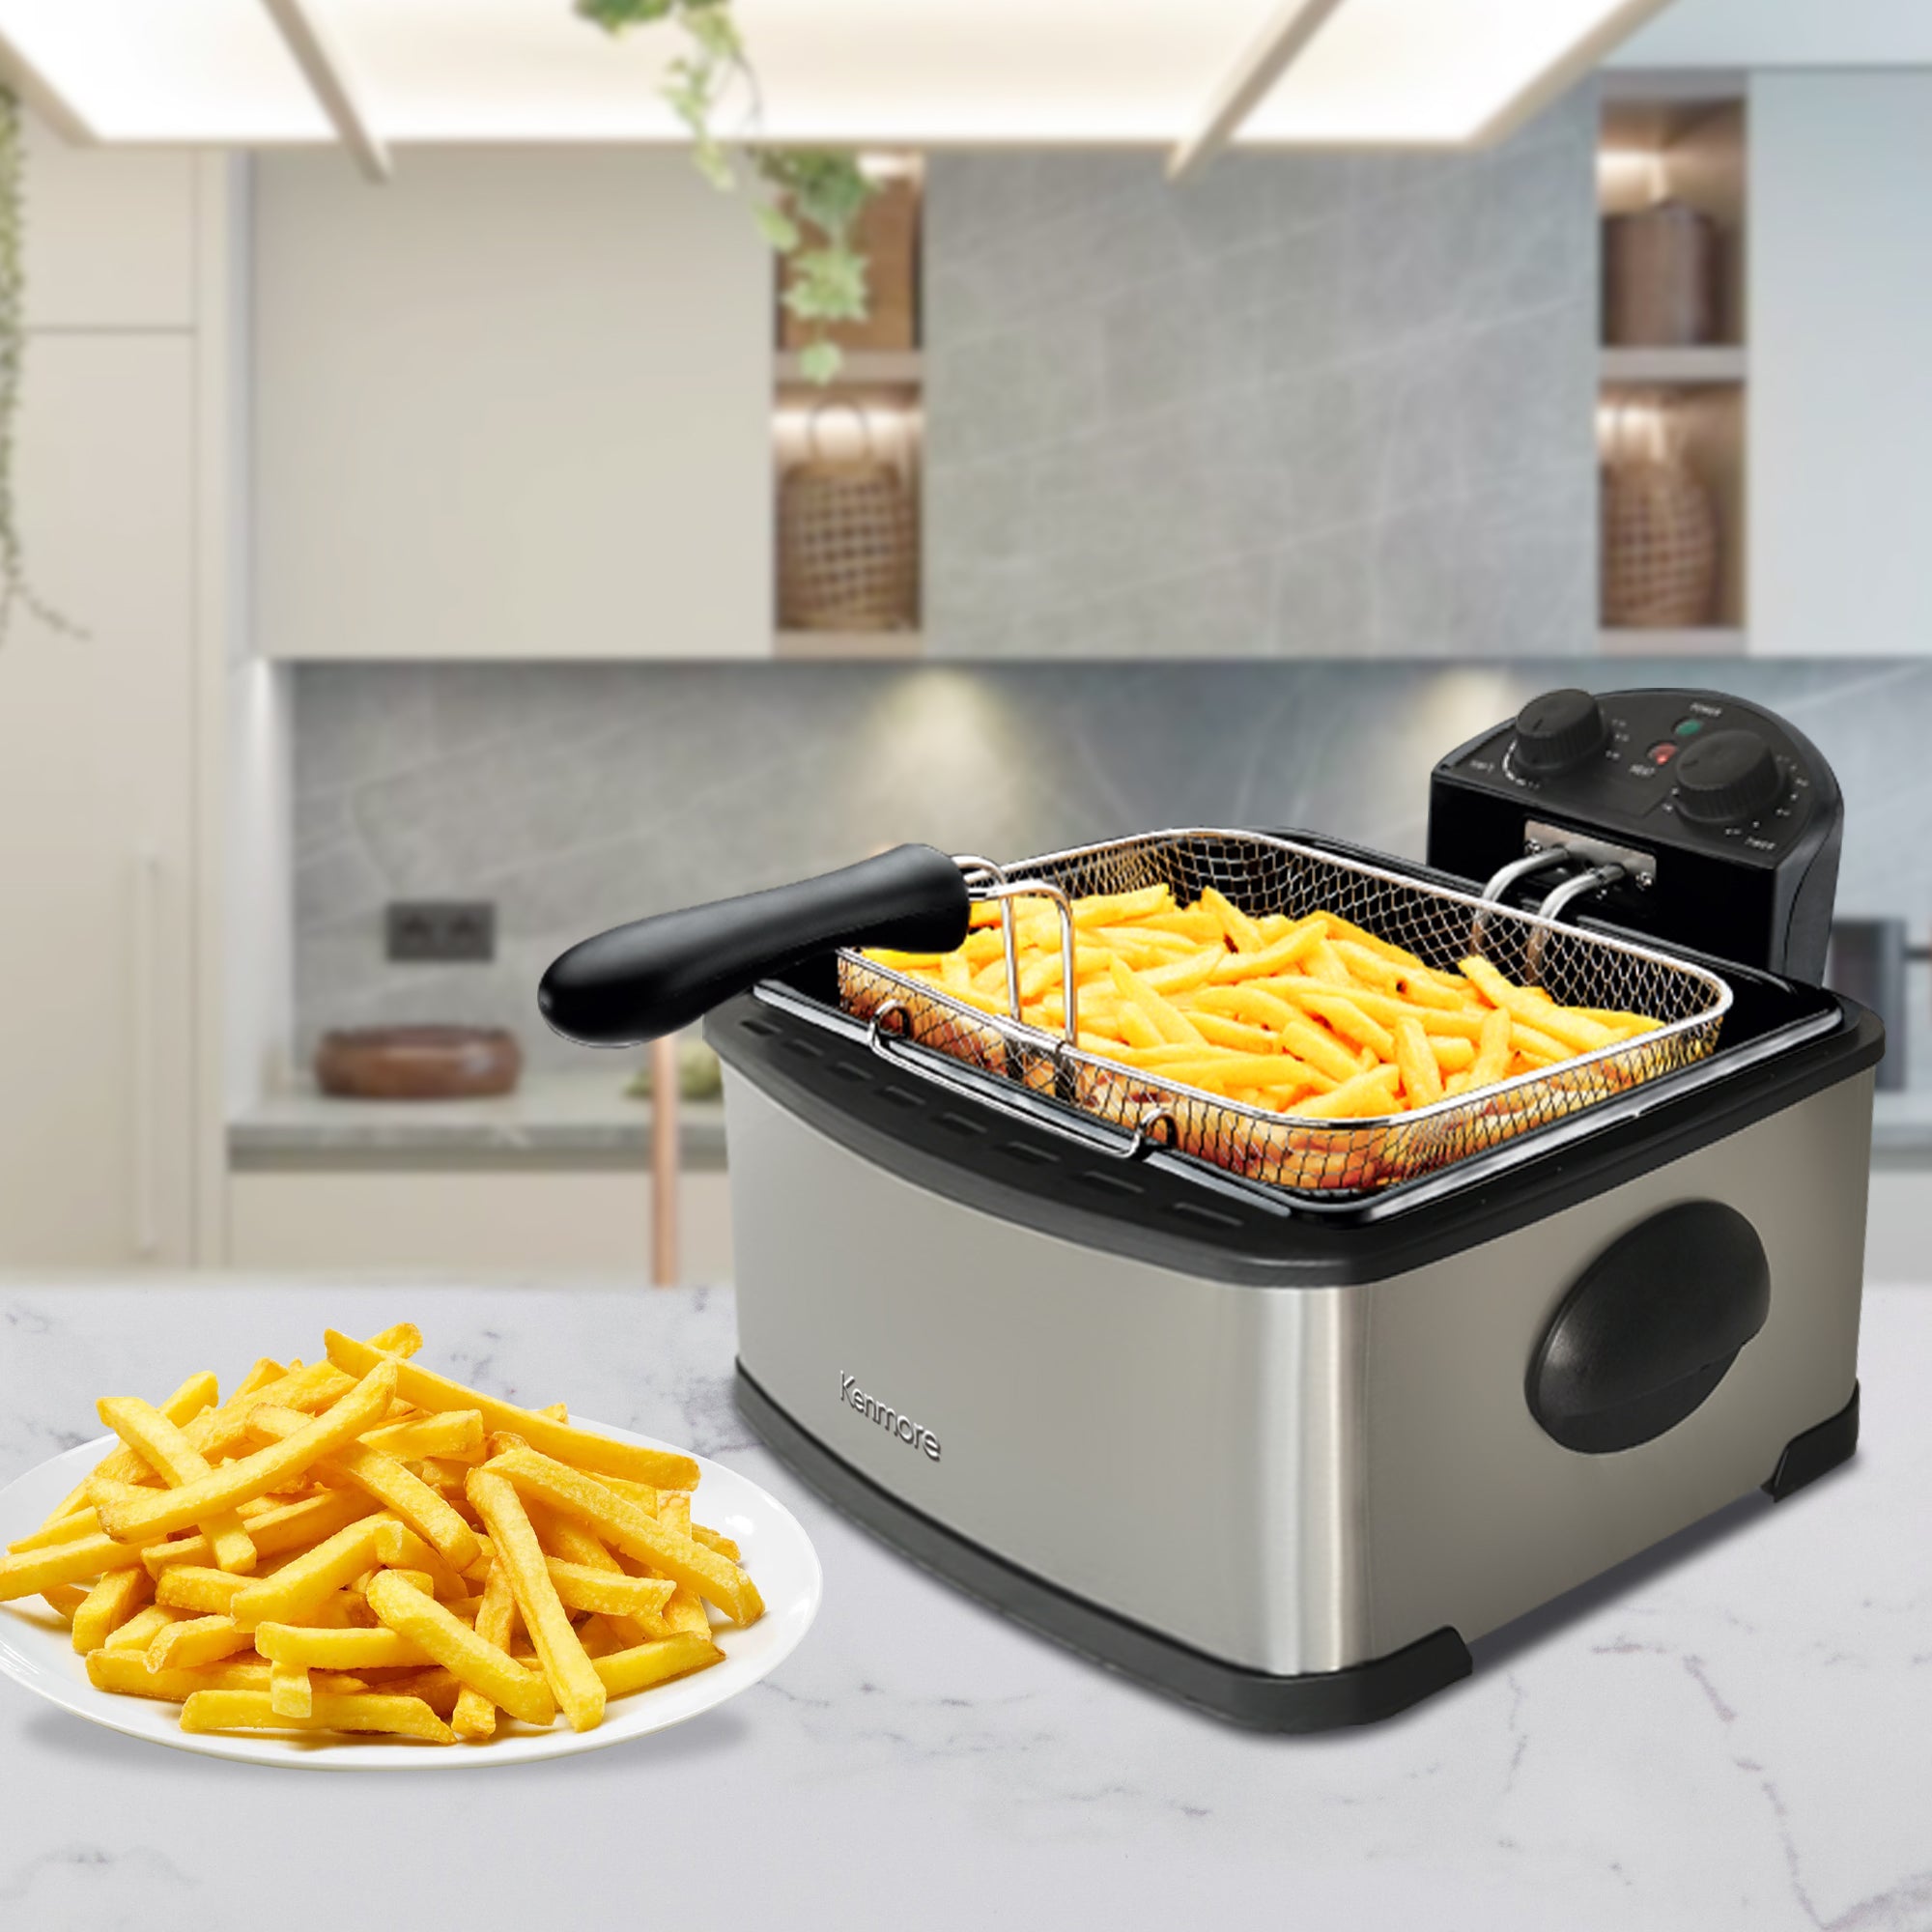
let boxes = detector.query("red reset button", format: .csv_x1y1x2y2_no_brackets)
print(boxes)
1649,742,1679,766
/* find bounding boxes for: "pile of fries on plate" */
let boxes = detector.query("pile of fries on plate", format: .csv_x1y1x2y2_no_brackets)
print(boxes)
865,881,1664,1123
0,1325,760,1747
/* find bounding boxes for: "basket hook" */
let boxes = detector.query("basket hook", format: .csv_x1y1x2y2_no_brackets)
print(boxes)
1525,863,1628,982
1471,844,1581,956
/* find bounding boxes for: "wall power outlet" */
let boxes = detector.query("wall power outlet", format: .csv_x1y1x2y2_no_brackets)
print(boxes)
385,900,497,963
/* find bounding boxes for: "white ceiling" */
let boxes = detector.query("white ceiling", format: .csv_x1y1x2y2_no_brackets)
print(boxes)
0,0,1679,155
1246,0,1667,144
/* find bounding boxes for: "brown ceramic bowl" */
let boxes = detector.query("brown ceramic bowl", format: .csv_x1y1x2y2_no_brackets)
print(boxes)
314,1026,522,1100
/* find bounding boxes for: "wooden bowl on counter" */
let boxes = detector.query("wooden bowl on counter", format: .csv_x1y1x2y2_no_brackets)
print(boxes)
314,1026,522,1100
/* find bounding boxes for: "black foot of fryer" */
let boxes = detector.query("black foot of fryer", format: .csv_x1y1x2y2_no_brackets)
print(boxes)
1763,1381,1861,1501
734,1362,1473,1733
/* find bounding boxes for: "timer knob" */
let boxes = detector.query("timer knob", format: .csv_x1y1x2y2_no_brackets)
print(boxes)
1511,689,1608,777
1674,728,1783,825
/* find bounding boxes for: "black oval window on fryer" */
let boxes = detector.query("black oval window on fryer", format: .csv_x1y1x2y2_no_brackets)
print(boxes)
1527,1201,1771,1455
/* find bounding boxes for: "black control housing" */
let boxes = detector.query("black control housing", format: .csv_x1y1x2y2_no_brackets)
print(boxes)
1428,688,1844,981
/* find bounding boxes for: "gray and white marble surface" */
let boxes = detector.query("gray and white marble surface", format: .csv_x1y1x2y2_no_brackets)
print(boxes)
294,656,1932,1087
924,99,1598,659
1,1277,1927,1931
228,1075,726,1169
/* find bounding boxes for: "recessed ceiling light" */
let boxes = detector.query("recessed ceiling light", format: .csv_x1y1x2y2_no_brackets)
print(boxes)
0,0,1675,156
1236,0,1677,147
0,0,324,142
0,0,1295,147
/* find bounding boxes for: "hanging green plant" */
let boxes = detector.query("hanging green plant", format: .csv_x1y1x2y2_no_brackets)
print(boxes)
0,89,79,642
577,0,875,383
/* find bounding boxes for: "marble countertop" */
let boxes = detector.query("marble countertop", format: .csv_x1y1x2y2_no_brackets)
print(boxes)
230,1077,1932,1173
1872,1090,1932,1161
1,1275,1927,1931
229,1074,727,1168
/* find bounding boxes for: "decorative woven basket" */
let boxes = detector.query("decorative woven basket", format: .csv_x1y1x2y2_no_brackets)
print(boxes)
779,404,917,632
1601,403,1719,629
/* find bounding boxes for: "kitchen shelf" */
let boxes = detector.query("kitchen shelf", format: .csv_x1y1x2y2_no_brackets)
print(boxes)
776,350,923,388
1597,80,1749,642
1601,347,1747,386
773,157,925,653
1599,626,1747,657
774,629,923,660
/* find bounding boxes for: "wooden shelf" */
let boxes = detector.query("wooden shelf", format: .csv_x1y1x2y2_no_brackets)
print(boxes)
773,629,923,661
1598,627,1747,658
776,350,923,388
1597,91,1749,641
1601,346,1747,386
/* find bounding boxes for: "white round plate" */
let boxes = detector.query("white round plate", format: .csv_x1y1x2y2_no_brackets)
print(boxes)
0,1420,821,1770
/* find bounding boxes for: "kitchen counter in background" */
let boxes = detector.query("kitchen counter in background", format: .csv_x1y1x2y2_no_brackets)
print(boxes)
1871,1090,1932,1161
234,1080,1932,1168
1,1276,1927,1931
229,1074,727,1171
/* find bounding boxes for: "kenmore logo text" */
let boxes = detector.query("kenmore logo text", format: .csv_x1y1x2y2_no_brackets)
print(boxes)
839,1371,940,1462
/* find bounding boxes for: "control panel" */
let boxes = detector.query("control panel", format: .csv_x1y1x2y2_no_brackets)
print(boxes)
1428,688,1844,981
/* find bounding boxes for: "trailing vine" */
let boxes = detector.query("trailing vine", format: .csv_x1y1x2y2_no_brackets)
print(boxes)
0,89,78,642
577,0,875,382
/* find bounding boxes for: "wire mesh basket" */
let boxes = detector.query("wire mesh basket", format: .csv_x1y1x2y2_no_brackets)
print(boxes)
836,830,1732,1197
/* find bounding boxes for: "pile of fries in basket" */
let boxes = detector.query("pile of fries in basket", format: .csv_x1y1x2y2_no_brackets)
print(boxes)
861,881,1669,1183
0,1325,759,1747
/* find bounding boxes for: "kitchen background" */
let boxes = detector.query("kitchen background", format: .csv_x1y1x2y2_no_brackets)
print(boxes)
3,0,1931,1283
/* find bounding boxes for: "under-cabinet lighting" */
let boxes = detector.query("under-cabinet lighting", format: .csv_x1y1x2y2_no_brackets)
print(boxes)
1597,146,1668,207
1597,398,1673,463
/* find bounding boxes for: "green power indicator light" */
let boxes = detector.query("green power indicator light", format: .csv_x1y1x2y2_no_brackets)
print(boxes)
1674,718,1705,738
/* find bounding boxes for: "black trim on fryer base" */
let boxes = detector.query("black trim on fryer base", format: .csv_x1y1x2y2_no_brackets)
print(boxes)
735,1362,1474,1733
1764,1382,1861,1501
707,983,1883,1288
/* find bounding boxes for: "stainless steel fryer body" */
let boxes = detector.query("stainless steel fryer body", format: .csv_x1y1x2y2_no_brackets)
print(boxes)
724,1064,1872,1677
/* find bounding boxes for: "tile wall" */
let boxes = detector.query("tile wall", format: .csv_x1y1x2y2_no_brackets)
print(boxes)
293,659,1930,1079
923,96,1598,657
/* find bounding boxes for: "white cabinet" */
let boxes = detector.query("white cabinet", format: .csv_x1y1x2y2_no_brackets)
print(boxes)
21,118,196,330
1750,72,1932,657
254,149,772,661
228,1168,734,1278
0,334,198,1264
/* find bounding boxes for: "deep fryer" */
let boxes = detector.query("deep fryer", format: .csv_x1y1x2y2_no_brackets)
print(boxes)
538,686,1880,1730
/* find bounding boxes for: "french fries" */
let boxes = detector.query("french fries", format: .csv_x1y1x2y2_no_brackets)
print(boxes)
864,880,1667,1182
3,1327,737,1748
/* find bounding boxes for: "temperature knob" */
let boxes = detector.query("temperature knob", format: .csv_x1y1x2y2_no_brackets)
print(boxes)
1673,728,1783,825
1512,689,1608,777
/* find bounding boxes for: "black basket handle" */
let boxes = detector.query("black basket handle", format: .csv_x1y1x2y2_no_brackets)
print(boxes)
538,843,972,1047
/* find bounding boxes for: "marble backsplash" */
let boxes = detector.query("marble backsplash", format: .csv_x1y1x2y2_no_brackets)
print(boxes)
295,657,1932,1080
923,96,1597,658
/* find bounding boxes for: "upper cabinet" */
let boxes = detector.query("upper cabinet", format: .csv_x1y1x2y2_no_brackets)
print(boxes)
253,150,772,661
1748,72,1932,657
21,117,196,329
1595,81,1748,655
0,124,214,1266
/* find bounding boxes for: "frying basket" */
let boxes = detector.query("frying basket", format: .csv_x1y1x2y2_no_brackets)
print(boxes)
836,830,1732,1196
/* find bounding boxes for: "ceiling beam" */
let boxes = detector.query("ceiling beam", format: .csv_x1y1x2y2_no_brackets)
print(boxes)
1168,0,1348,183
260,0,390,183
0,25,99,146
